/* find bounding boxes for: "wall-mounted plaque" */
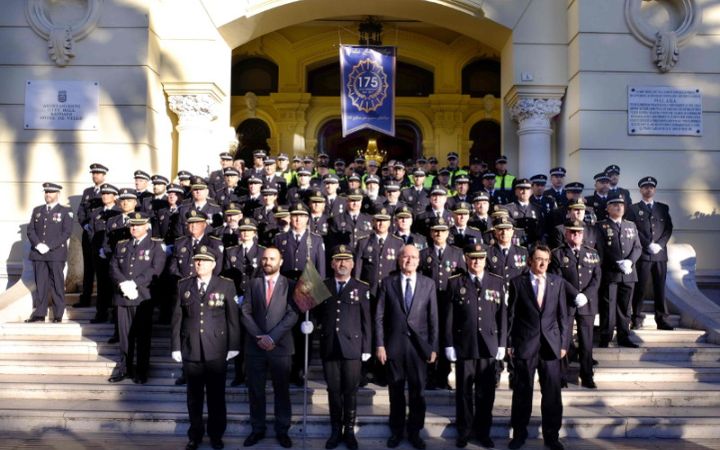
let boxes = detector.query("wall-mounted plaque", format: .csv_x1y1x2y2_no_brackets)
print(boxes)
24,80,100,130
628,86,702,136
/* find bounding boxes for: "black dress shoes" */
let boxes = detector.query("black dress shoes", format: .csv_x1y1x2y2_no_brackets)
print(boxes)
581,378,597,389
52,318,62,323
175,376,187,386
243,432,264,447
386,434,402,448
107,335,119,344
618,339,639,348
210,437,224,449
230,377,245,387
478,436,495,448
185,439,200,450
656,321,675,331
408,434,426,450
343,429,358,450
90,315,108,324
455,436,469,448
25,316,44,323
545,440,565,450
108,373,126,383
133,376,148,385
325,428,341,449
508,437,526,449
276,433,292,448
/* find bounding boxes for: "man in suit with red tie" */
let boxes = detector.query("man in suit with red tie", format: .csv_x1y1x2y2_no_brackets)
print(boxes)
376,244,439,450
241,247,298,449
507,244,568,450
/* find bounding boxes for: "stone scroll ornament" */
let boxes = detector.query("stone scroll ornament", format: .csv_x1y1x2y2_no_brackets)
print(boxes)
625,0,701,73
26,0,103,67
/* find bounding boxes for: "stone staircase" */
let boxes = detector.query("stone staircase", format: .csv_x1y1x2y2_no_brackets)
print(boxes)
0,294,718,442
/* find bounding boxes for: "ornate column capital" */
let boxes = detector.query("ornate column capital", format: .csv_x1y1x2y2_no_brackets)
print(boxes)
163,82,225,127
509,98,562,126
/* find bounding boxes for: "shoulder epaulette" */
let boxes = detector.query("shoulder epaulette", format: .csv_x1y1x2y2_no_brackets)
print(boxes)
118,239,129,244
175,236,189,242
310,231,322,238
487,272,504,280
356,235,369,241
207,200,220,207
389,234,404,242
582,244,598,252
448,273,462,280
178,275,193,282
355,279,369,286
468,226,480,232
225,244,239,250
209,235,222,241
219,275,233,282
151,237,163,242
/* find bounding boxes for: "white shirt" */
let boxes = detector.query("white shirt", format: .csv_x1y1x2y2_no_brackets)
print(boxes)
530,271,546,295
197,276,211,290
401,272,417,298
264,273,280,286
470,271,484,284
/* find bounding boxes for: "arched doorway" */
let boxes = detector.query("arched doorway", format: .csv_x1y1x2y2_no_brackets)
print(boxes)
469,120,500,166
317,119,422,163
235,118,271,165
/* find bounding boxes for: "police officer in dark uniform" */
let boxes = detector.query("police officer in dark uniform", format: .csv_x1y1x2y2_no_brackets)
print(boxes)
393,206,428,251
308,190,331,237
328,189,373,249
214,203,243,248
446,174,472,212
419,217,466,390
400,168,430,215
89,183,122,323
171,246,240,450
26,182,74,322
214,168,243,209
545,167,568,208
626,176,674,330
76,163,108,307
207,151,234,198
152,183,184,244
223,218,265,387
505,178,545,246
605,164,632,207
449,202,484,249
108,212,166,384
529,174,558,225
133,170,153,211
175,177,223,237
143,174,170,213
169,210,224,280
314,245,371,450
414,186,454,239
549,199,598,250
468,192,492,234
444,244,506,449
585,173,612,222
550,220,602,389
354,209,405,299
323,174,347,217
595,193,642,348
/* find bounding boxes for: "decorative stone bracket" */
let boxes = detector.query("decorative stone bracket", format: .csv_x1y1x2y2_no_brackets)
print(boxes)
625,0,702,73
164,82,225,127
26,0,103,67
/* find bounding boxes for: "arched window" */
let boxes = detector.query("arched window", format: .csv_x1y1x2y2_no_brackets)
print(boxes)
317,119,422,162
469,120,500,166
231,57,279,96
235,118,271,165
307,61,434,97
462,58,500,98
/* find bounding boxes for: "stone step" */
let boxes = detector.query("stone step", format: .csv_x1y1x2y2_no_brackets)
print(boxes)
0,374,718,408
629,328,706,344
0,398,718,439
0,338,99,355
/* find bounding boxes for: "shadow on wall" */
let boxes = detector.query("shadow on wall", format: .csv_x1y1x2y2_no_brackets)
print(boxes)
2,0,185,291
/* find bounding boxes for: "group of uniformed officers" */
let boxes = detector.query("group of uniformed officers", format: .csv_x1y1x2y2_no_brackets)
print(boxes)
26,150,674,450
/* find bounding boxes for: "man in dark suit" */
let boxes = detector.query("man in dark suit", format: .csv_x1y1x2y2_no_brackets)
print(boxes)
171,246,240,450
507,244,568,450
315,245,372,450
550,220,602,389
444,244,506,449
26,182,74,323
626,176,674,330
241,247,298,449
108,212,166,384
76,163,108,307
376,244,438,450
595,193,642,348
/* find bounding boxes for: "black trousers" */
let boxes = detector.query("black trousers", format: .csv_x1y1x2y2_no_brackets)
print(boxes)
511,347,563,443
31,260,66,319
116,300,153,377
387,346,427,437
561,313,594,382
93,253,111,319
600,280,634,342
80,229,95,303
184,357,228,441
323,358,362,428
631,259,669,325
455,357,496,440
246,354,292,434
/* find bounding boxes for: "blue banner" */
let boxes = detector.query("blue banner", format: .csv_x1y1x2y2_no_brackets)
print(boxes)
340,45,396,137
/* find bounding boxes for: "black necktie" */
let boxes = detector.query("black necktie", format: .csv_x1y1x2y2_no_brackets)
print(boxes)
573,249,579,260
378,237,385,251
240,245,246,261
401,234,408,244
46,205,51,212
295,234,301,245
133,239,138,248
404,278,413,312
437,247,444,261
338,281,346,294
502,248,508,257
199,282,206,297
474,276,482,290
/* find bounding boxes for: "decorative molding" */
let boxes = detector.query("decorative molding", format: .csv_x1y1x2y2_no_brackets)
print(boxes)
163,82,225,126
505,85,565,129
25,0,103,67
509,98,562,125
625,0,702,73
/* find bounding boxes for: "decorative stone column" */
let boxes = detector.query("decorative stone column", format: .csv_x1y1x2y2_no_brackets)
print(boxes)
270,93,311,155
164,82,225,177
506,87,564,177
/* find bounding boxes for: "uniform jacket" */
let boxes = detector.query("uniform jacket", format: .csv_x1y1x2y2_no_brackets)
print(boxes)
485,244,529,284
419,244,467,293
394,231,428,251
444,272,507,359
375,273,439,361
353,233,404,296
27,203,73,262
549,223,598,250
274,230,326,280
328,211,373,248
222,242,265,295
171,275,240,362
77,186,103,227
400,186,430,214
109,236,166,306
314,278,372,359
151,206,181,244
626,201,673,262
505,201,545,246
169,234,224,278
595,219,642,282
508,272,568,360
549,245,602,316
89,206,121,250
448,225,484,248
240,275,299,356
174,202,224,237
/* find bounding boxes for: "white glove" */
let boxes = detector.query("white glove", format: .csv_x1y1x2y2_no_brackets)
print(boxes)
171,351,182,363
35,243,50,254
495,347,506,361
575,293,589,308
119,281,132,296
300,321,314,335
361,353,371,362
648,243,662,254
617,260,632,274
126,288,139,300
98,248,107,259
125,280,137,291
226,350,239,360
444,346,457,362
